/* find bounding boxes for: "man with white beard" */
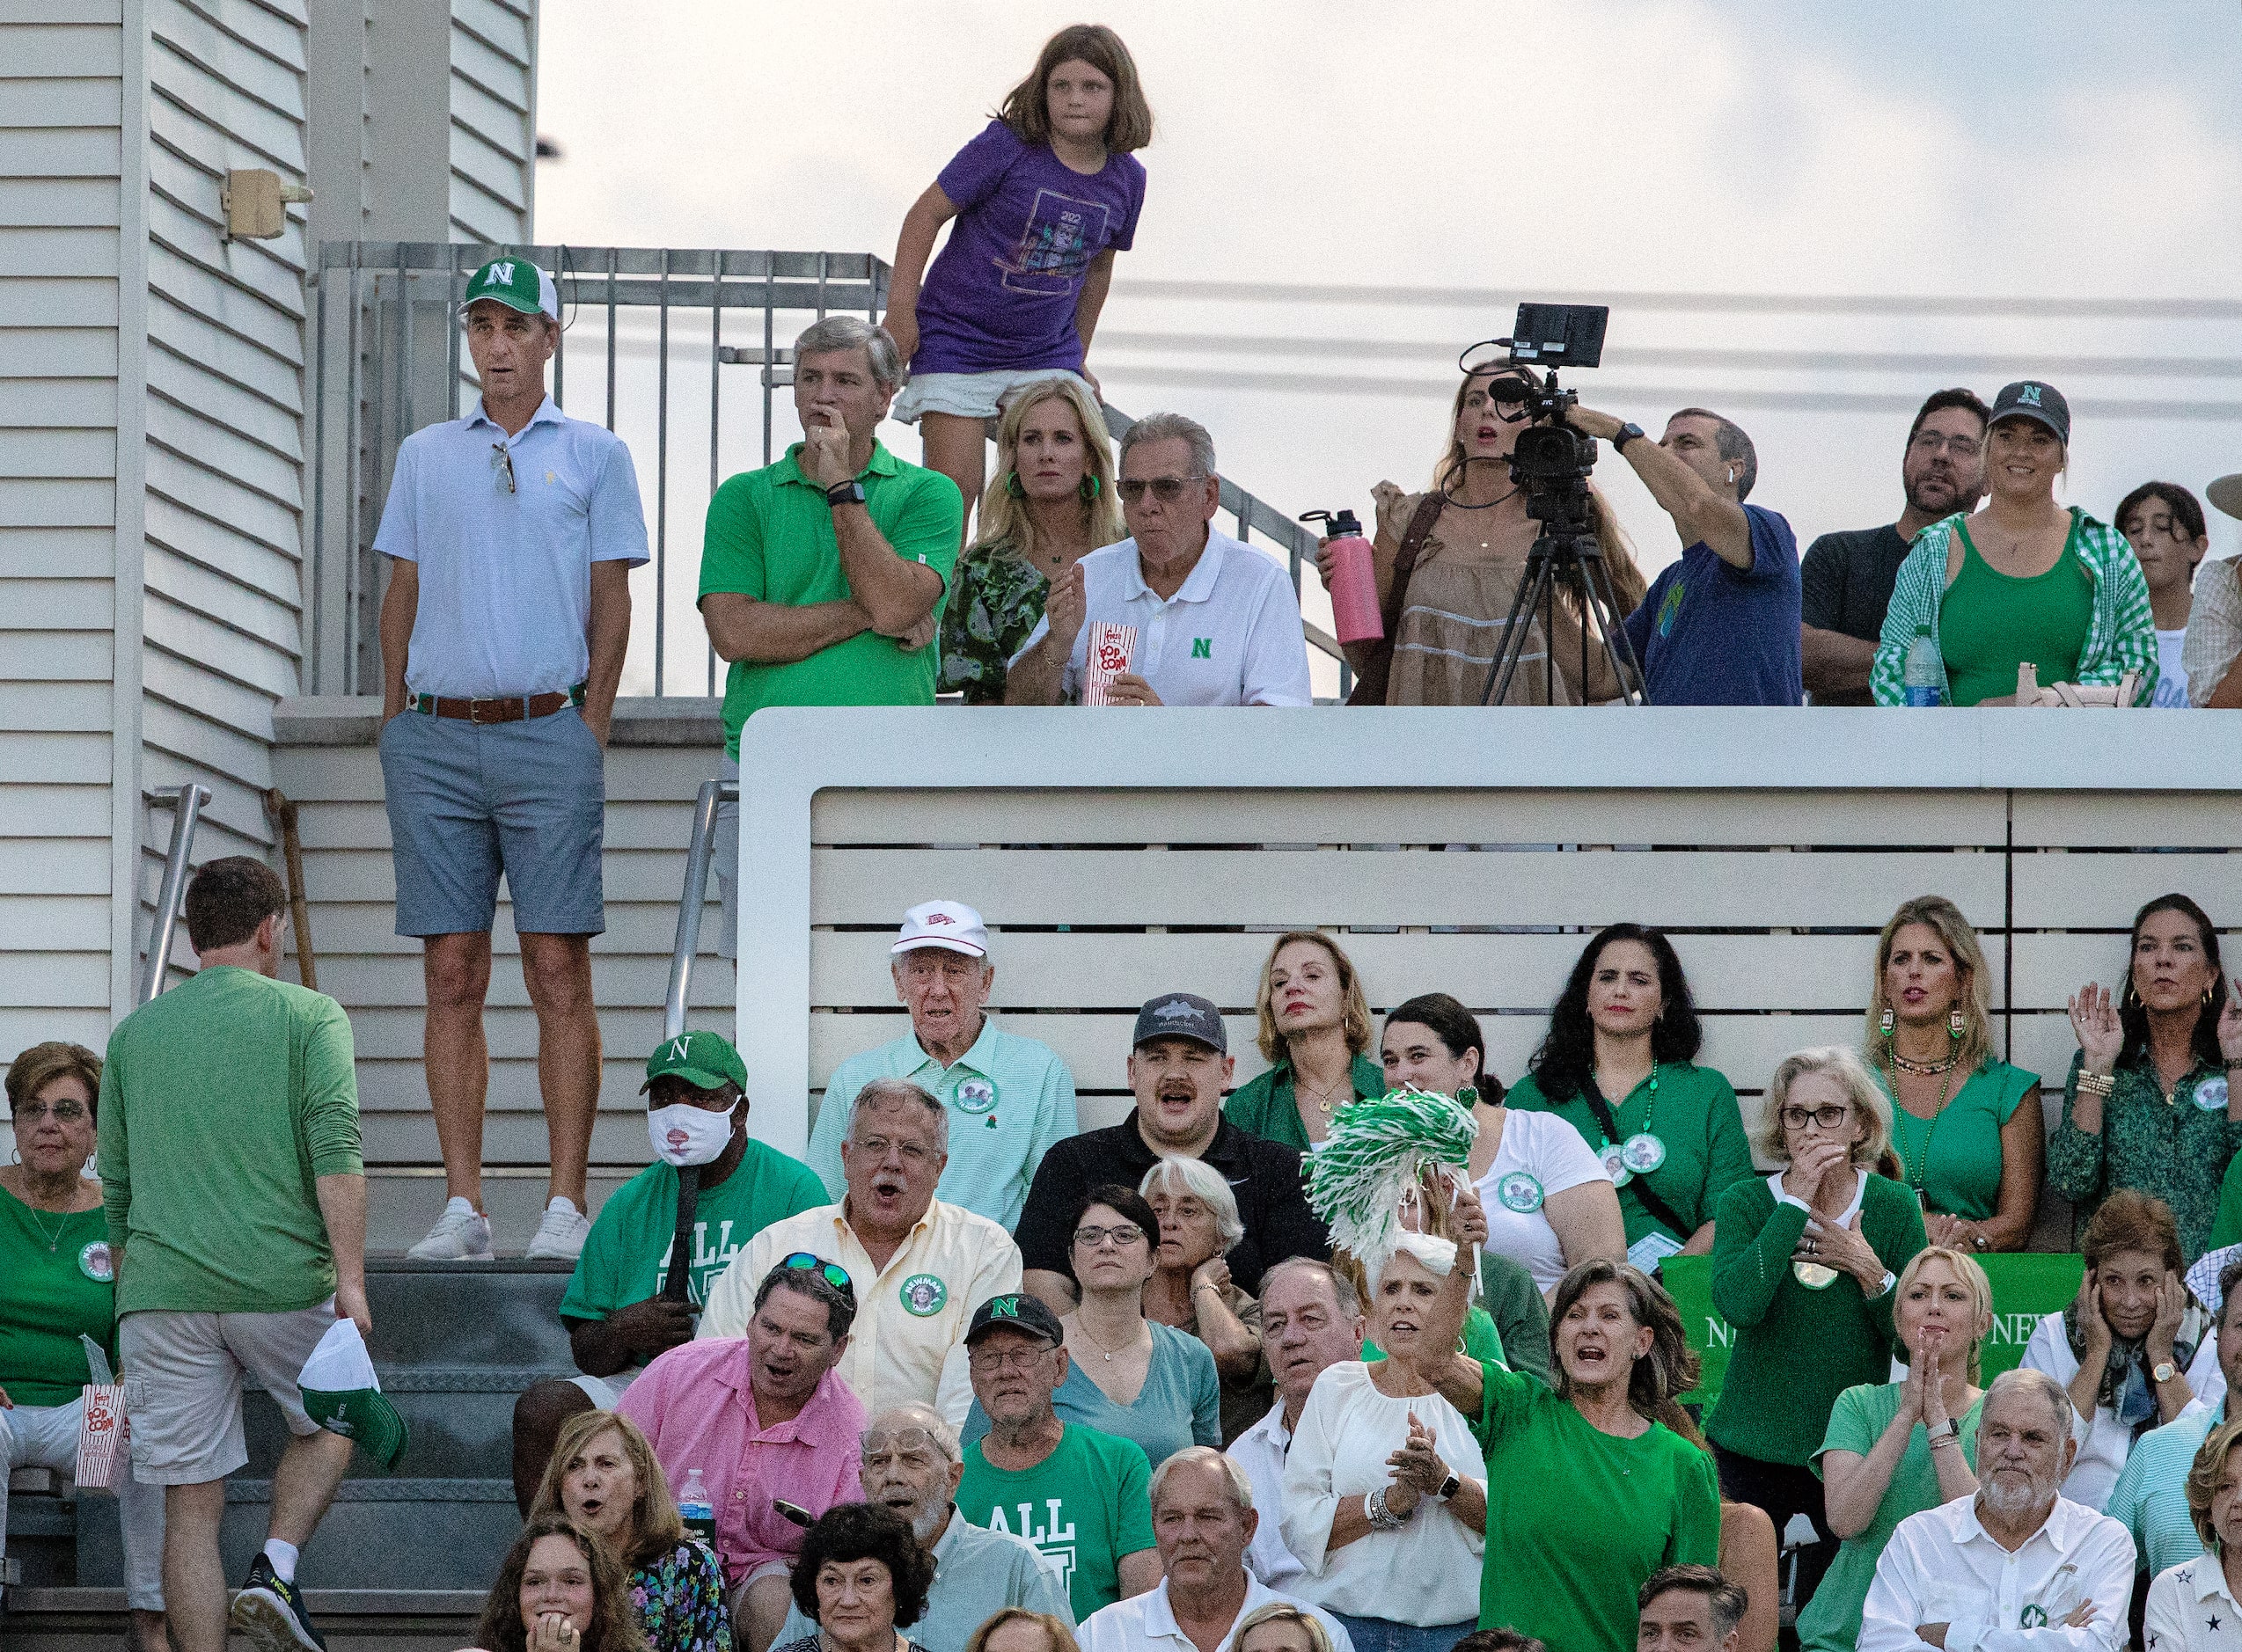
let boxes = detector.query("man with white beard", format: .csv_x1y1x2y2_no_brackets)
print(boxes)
1859,1368,2136,1652
773,1403,1073,1652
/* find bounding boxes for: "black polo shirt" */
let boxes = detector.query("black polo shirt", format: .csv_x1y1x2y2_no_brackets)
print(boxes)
1015,1110,1330,1296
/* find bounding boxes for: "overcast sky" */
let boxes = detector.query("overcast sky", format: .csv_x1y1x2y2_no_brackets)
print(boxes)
531,2,2242,695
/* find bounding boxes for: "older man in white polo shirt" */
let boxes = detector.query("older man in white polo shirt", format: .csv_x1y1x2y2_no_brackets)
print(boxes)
1006,413,1311,707
810,901,1077,1231
1858,1368,2134,1652
376,257,648,1264
1079,1448,1352,1652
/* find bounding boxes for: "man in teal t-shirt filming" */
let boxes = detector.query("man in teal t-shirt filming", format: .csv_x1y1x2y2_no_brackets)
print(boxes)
508,1028,824,1508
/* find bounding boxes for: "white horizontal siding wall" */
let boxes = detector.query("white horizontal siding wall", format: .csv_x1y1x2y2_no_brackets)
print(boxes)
0,0,135,1077
137,0,311,973
447,0,531,244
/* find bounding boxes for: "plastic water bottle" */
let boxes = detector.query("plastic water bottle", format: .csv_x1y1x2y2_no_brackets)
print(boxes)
1301,508,1383,643
1902,627,1944,707
678,1468,715,1546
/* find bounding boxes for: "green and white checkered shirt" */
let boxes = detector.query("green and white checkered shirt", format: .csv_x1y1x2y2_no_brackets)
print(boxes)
1871,507,2159,705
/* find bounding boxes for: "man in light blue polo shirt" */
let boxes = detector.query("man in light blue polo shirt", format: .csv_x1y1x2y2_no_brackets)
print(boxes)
810,900,1077,1230
375,256,648,1263
2109,1253,2242,1576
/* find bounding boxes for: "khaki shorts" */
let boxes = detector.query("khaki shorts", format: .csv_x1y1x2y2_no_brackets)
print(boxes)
120,1302,336,1485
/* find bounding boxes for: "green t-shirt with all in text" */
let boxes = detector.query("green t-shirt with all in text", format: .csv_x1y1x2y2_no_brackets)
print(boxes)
98,967,363,1316
956,1422,1154,1622
559,1141,828,1321
699,441,964,757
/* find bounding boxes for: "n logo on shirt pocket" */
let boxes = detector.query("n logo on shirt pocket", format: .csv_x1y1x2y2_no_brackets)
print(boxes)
1191,638,1213,659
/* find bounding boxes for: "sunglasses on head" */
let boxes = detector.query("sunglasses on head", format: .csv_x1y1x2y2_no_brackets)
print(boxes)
780,1252,855,1300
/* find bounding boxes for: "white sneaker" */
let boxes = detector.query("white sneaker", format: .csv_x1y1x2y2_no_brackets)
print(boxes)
524,1195,590,1261
407,1196,494,1261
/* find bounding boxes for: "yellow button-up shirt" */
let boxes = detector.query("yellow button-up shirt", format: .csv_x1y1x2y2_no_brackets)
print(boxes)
697,1198,1021,1425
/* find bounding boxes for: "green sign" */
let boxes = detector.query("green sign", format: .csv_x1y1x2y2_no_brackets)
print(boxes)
1660,1252,2086,1407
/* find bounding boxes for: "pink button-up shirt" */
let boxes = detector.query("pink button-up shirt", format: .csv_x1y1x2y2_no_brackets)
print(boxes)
619,1337,867,1585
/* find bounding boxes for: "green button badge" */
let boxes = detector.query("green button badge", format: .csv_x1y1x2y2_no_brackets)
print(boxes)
900,1274,949,1317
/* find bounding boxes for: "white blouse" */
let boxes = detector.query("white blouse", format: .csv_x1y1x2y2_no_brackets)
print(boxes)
1473,1108,1613,1293
1279,1361,1486,1626
2019,1310,2226,1511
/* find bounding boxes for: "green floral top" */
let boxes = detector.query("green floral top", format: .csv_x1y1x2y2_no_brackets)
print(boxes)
939,543,1051,704
629,1540,731,1652
2048,1049,2242,1262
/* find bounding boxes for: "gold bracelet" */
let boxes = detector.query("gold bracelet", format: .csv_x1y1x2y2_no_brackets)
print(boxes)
2077,1071,2116,1098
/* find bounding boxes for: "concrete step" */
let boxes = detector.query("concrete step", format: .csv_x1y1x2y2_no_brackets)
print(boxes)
367,1169,639,1255
3,1589,482,1652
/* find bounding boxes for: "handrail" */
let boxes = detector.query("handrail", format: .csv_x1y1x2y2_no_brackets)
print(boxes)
662,778,736,1040
140,785,210,1003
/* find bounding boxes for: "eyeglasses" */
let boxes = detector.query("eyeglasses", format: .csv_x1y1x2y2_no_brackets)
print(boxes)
1116,475,1204,504
780,1253,855,1300
491,442,517,494
968,1345,1052,1373
1908,432,1982,458
14,1099,88,1124
1779,1104,1852,1132
861,1428,945,1462
1073,1224,1148,1251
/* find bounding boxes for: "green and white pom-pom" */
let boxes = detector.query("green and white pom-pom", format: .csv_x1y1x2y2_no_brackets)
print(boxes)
1307,1086,1478,1289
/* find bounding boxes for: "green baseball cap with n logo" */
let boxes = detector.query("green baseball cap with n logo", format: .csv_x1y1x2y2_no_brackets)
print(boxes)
460,256,559,321
641,1029,749,1093
964,1291,1064,1347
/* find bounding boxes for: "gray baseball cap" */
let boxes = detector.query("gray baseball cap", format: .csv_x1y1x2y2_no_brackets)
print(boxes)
1132,991,1226,1054
1988,380,2070,445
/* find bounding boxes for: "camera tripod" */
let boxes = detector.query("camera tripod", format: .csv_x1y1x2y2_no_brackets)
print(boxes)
1478,527,1649,707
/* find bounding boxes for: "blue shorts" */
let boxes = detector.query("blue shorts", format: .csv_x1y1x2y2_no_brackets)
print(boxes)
378,706,606,937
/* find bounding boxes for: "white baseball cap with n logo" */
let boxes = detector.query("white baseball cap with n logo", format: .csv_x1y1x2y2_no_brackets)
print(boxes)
460,257,560,321
892,899,989,958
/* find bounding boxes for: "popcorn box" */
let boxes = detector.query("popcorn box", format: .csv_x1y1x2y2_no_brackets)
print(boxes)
77,1381,127,1489
1083,621,1139,706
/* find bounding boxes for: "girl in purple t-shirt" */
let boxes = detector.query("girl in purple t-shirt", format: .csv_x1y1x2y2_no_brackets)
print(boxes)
883,24,1152,537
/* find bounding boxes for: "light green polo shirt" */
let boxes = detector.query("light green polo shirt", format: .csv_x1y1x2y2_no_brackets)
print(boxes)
699,441,964,757
810,1016,1078,1231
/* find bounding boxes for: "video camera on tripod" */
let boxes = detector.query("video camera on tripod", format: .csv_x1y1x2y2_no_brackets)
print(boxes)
1468,303,1649,707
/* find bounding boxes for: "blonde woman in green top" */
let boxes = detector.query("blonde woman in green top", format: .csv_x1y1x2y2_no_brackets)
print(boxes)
1798,1245,1991,1652
1872,379,2158,705
1704,1047,1927,1618
1863,895,2043,1254
1221,932,1386,1151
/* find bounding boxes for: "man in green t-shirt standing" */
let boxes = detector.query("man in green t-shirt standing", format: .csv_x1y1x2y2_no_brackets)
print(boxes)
507,1029,826,1508
952,1294,1160,1621
99,859,368,1652
697,313,963,956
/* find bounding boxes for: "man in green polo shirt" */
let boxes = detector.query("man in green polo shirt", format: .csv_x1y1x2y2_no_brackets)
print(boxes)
506,1029,825,1509
697,312,963,954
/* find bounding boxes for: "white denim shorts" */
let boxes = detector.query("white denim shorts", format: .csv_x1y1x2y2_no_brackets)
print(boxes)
891,367,1092,424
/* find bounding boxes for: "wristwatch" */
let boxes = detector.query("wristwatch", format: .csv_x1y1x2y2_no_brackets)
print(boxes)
825,479,867,508
1612,421,1645,454
1930,1419,1960,1442
2153,1361,2180,1385
1436,1471,1462,1502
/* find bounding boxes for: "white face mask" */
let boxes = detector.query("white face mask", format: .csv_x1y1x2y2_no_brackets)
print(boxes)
647,1101,736,1167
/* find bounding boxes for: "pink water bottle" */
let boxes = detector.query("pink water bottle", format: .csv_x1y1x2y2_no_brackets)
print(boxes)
1302,508,1382,643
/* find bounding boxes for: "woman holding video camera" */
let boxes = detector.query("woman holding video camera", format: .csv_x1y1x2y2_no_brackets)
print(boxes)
1316,358,1645,705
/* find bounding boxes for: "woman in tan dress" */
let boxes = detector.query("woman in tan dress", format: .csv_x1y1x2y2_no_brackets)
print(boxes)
1320,360,1647,705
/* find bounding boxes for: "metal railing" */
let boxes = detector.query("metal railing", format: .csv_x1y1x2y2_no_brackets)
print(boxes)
662,778,734,1041
140,785,209,1003
305,241,1345,702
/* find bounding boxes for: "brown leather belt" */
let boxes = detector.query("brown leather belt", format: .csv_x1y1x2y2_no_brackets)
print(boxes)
411,683,586,724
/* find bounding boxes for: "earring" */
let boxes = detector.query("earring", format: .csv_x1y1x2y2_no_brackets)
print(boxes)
1879,1007,1894,1036
2206,984,2217,1007
1003,471,1024,500
1457,1085,1479,1107
1080,475,1101,502
1949,1008,1966,1041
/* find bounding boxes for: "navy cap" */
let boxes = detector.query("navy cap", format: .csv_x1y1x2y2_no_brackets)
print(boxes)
1989,380,2070,445
964,1292,1066,1348
1132,991,1226,1054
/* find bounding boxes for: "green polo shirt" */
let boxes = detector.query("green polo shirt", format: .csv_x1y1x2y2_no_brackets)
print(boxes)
1221,1053,1388,1151
699,441,964,757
